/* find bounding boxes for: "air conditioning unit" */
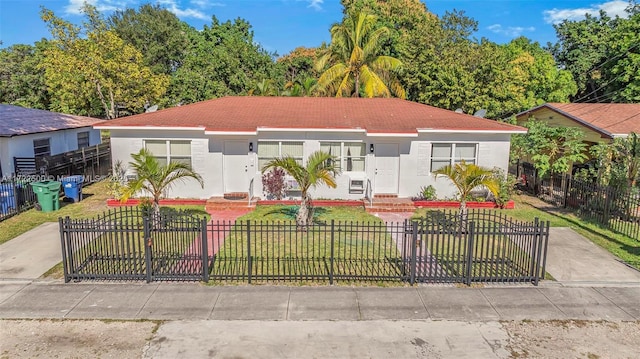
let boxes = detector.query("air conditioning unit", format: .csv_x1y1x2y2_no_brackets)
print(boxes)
348,175,366,194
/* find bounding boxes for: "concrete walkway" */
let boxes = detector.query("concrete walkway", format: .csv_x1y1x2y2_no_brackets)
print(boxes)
0,222,60,280
1,282,638,321
545,227,640,285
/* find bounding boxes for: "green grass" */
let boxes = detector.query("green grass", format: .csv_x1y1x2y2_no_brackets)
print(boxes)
210,205,404,282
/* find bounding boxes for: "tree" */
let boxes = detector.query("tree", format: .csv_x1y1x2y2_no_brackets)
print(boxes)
510,118,588,180
588,133,640,188
552,7,640,102
121,149,204,217
316,11,405,98
433,161,499,215
0,42,50,109
109,4,190,75
166,16,277,105
40,5,168,118
262,151,340,228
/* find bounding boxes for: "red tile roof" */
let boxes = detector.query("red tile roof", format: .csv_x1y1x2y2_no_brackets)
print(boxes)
0,104,103,137
524,103,640,137
95,97,525,134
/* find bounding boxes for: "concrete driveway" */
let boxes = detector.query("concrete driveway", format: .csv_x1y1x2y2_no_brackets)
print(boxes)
545,227,640,285
0,222,61,280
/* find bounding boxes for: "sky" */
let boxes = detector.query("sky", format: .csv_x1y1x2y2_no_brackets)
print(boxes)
0,0,633,56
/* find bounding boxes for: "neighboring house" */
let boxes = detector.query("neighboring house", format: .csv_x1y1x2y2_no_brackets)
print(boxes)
515,103,640,144
95,97,525,200
0,105,103,177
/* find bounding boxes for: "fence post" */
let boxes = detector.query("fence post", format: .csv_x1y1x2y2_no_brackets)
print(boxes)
539,220,551,283
144,216,152,283
246,221,252,284
465,221,475,286
529,218,540,284
59,217,70,283
201,218,209,282
329,219,335,285
563,174,571,208
410,221,418,285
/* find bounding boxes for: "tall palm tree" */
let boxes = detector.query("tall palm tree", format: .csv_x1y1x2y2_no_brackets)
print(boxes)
121,148,204,217
262,151,340,228
316,11,405,98
433,161,499,215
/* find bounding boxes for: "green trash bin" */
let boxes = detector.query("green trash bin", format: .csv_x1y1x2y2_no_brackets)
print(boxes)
31,181,61,212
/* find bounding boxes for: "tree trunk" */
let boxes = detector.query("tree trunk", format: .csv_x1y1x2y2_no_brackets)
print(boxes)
296,195,314,229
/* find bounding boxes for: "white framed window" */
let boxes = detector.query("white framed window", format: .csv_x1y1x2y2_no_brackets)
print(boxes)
431,143,477,172
33,138,51,157
258,141,303,169
77,131,90,148
144,140,192,167
320,142,366,172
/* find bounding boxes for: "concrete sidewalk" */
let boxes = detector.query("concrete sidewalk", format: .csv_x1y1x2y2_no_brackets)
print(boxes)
1,282,638,322
0,222,61,280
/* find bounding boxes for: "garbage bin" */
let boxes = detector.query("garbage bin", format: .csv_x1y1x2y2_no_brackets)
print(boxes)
31,181,61,212
0,183,17,215
61,175,84,203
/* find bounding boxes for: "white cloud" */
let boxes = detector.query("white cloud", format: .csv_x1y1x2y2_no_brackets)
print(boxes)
65,0,135,15
190,0,225,8
543,0,630,24
303,0,323,11
487,24,535,37
158,0,208,20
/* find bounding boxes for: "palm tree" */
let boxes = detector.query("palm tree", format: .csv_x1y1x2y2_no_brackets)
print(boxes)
433,161,499,215
121,148,204,217
262,151,340,228
316,11,405,98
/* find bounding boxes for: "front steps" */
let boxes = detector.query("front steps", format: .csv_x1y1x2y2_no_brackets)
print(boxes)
206,193,257,211
364,197,416,213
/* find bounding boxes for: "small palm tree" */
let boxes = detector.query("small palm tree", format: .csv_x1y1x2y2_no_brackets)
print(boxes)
262,151,340,228
433,161,499,215
121,148,204,217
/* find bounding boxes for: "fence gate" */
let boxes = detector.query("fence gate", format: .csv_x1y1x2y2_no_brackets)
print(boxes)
408,211,549,285
60,208,209,283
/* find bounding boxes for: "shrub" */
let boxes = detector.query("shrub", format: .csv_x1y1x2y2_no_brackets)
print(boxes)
262,168,288,200
415,185,437,200
492,168,517,208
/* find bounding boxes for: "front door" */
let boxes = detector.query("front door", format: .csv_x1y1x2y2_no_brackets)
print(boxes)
223,141,248,193
374,143,399,194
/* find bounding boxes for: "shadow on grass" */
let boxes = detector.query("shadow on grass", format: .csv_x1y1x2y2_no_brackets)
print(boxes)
160,206,208,218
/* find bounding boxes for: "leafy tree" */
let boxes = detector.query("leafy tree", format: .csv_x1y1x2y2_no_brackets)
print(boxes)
433,161,499,214
166,17,277,105
511,118,588,179
588,133,640,188
316,11,405,98
121,148,204,217
40,5,168,118
277,46,320,89
0,42,50,109
262,151,340,228
109,4,191,76
283,77,317,97
249,79,280,96
552,7,640,102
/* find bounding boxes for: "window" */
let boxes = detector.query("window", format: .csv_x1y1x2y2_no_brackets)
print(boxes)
33,138,51,158
144,140,192,166
77,131,90,148
431,143,477,172
320,142,366,172
258,141,303,169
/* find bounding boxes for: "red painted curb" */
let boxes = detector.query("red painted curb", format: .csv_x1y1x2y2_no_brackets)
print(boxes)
257,200,363,207
107,199,207,207
413,200,515,209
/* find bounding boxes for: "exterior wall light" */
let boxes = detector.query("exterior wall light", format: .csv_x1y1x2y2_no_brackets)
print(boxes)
370,144,374,153
249,142,253,152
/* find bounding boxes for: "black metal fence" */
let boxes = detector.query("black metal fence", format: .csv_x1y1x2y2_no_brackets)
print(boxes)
511,161,640,240
60,208,550,285
0,177,38,221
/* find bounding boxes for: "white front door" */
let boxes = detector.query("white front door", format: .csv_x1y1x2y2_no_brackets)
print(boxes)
374,143,399,194
223,141,248,193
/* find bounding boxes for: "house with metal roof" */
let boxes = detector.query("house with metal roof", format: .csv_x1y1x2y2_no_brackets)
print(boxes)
0,105,103,177
95,96,526,201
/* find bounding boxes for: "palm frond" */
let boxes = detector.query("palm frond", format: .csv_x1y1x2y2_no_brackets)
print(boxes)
360,65,391,98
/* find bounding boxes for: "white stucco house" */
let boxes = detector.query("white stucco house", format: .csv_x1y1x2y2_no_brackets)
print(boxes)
0,105,103,177
95,97,526,200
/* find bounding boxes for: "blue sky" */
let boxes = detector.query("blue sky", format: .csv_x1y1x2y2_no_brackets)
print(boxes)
0,0,632,56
